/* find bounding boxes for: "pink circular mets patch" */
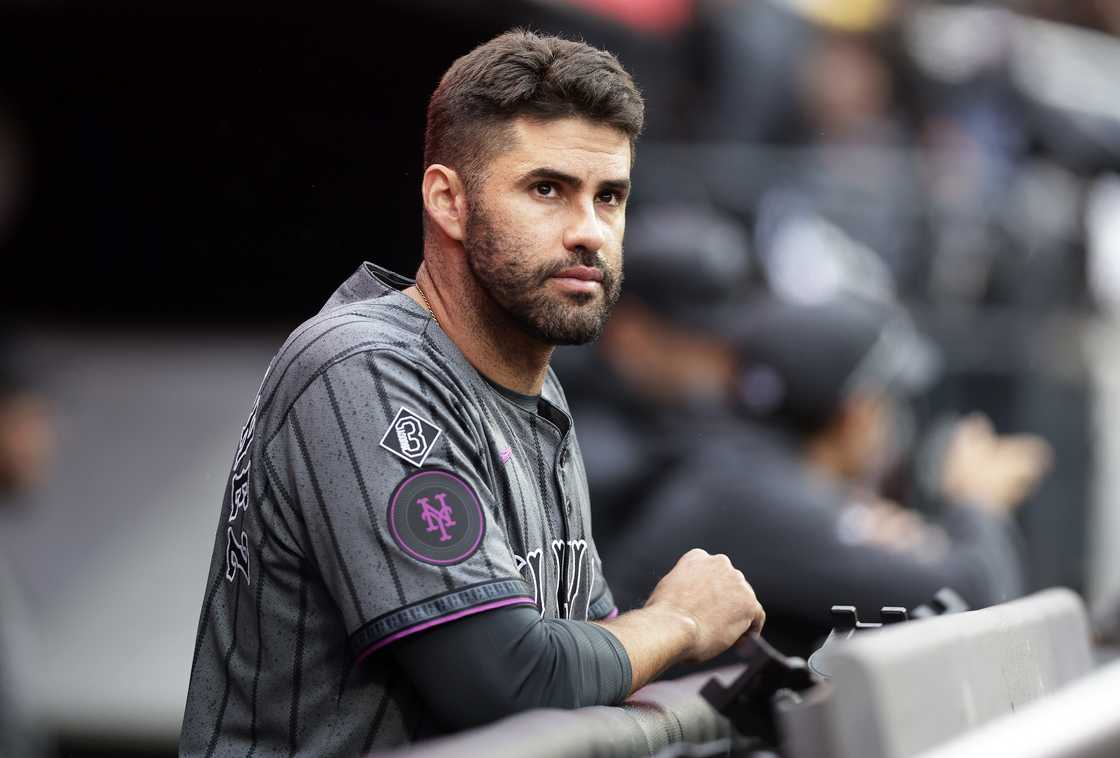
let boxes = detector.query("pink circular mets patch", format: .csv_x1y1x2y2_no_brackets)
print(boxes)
387,469,486,565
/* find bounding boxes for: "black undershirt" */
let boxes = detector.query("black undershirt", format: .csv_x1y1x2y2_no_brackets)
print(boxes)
483,375,572,433
391,605,631,733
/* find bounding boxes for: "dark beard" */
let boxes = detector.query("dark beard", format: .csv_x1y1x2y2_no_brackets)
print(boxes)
464,201,622,346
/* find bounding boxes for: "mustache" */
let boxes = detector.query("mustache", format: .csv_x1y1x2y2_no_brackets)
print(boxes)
536,254,612,284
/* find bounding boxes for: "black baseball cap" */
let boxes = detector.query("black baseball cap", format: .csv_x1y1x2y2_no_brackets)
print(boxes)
620,203,755,335
732,296,940,432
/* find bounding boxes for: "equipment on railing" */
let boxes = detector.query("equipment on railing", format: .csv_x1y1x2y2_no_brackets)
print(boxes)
702,588,969,742
806,604,908,679
808,588,968,679
699,634,815,745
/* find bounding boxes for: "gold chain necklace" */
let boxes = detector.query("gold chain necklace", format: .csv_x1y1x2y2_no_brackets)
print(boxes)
415,279,442,331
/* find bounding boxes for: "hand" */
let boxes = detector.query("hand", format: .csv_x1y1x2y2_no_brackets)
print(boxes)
940,414,1053,515
841,494,930,553
643,548,765,664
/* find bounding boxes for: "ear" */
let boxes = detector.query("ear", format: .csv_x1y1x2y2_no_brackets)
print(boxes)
421,164,468,243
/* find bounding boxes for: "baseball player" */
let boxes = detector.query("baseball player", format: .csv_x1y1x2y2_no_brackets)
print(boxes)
180,30,764,756
587,292,1044,658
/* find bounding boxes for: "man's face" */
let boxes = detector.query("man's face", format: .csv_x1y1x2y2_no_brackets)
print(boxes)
463,117,631,345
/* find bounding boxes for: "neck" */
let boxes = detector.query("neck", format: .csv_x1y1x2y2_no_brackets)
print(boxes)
407,253,554,396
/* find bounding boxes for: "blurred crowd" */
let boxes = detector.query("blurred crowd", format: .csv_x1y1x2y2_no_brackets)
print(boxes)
3,0,1120,754
555,0,1120,658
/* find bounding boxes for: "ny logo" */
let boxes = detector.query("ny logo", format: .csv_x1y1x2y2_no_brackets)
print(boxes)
417,493,456,542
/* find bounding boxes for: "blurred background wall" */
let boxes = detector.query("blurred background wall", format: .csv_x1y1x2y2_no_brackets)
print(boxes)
2,0,1120,755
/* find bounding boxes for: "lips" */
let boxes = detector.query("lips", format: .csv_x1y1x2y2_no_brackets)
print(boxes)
551,266,604,282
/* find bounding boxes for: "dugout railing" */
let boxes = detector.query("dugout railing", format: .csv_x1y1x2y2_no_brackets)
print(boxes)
375,588,1115,758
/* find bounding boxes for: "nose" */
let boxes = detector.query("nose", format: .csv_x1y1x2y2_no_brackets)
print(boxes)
562,198,607,256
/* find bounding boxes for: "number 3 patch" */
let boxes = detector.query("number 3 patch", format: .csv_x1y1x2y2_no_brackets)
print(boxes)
380,407,443,467
387,469,486,565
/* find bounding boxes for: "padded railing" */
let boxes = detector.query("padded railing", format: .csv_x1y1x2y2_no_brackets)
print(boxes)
377,589,1096,758
779,588,1094,758
377,667,739,758
914,657,1120,758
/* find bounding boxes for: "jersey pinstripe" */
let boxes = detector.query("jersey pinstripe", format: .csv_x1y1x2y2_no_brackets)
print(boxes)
180,263,618,756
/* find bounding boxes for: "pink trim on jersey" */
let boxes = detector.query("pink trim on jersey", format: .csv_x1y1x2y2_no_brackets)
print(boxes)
354,596,536,665
604,606,619,620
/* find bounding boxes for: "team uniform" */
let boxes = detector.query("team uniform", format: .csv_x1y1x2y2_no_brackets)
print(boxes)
600,416,1024,658
181,263,620,756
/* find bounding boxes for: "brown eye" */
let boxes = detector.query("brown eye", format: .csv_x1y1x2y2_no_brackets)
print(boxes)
534,182,557,197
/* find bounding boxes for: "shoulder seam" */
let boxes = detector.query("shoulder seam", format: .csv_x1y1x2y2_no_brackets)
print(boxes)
262,343,468,453
261,308,426,419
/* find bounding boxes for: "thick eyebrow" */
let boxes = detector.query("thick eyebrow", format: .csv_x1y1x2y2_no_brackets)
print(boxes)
598,177,632,197
520,167,631,196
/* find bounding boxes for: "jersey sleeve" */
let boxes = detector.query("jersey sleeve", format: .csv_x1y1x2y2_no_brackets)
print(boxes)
607,457,1023,627
262,349,535,662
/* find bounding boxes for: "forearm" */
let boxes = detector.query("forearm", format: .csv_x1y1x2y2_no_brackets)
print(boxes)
936,504,1026,604
592,604,697,695
393,606,632,730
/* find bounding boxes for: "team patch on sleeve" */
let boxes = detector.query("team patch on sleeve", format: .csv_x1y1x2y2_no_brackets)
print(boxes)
379,406,443,467
387,469,486,565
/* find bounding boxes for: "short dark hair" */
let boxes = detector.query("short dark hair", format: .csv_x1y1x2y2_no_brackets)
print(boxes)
423,29,644,193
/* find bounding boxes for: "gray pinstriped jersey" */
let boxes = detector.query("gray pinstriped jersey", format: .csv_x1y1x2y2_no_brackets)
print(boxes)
180,263,618,757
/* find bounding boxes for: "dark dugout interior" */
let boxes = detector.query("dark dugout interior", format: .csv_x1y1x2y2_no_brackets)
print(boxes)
0,0,683,326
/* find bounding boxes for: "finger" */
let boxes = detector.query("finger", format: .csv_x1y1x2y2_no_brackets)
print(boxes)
1002,440,1054,476
751,607,766,634
1020,439,1054,470
970,413,994,434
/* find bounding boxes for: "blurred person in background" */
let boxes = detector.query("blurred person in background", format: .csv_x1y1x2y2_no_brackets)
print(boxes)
553,204,759,542
564,212,1051,658
0,338,53,758
752,20,927,297
793,24,922,282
